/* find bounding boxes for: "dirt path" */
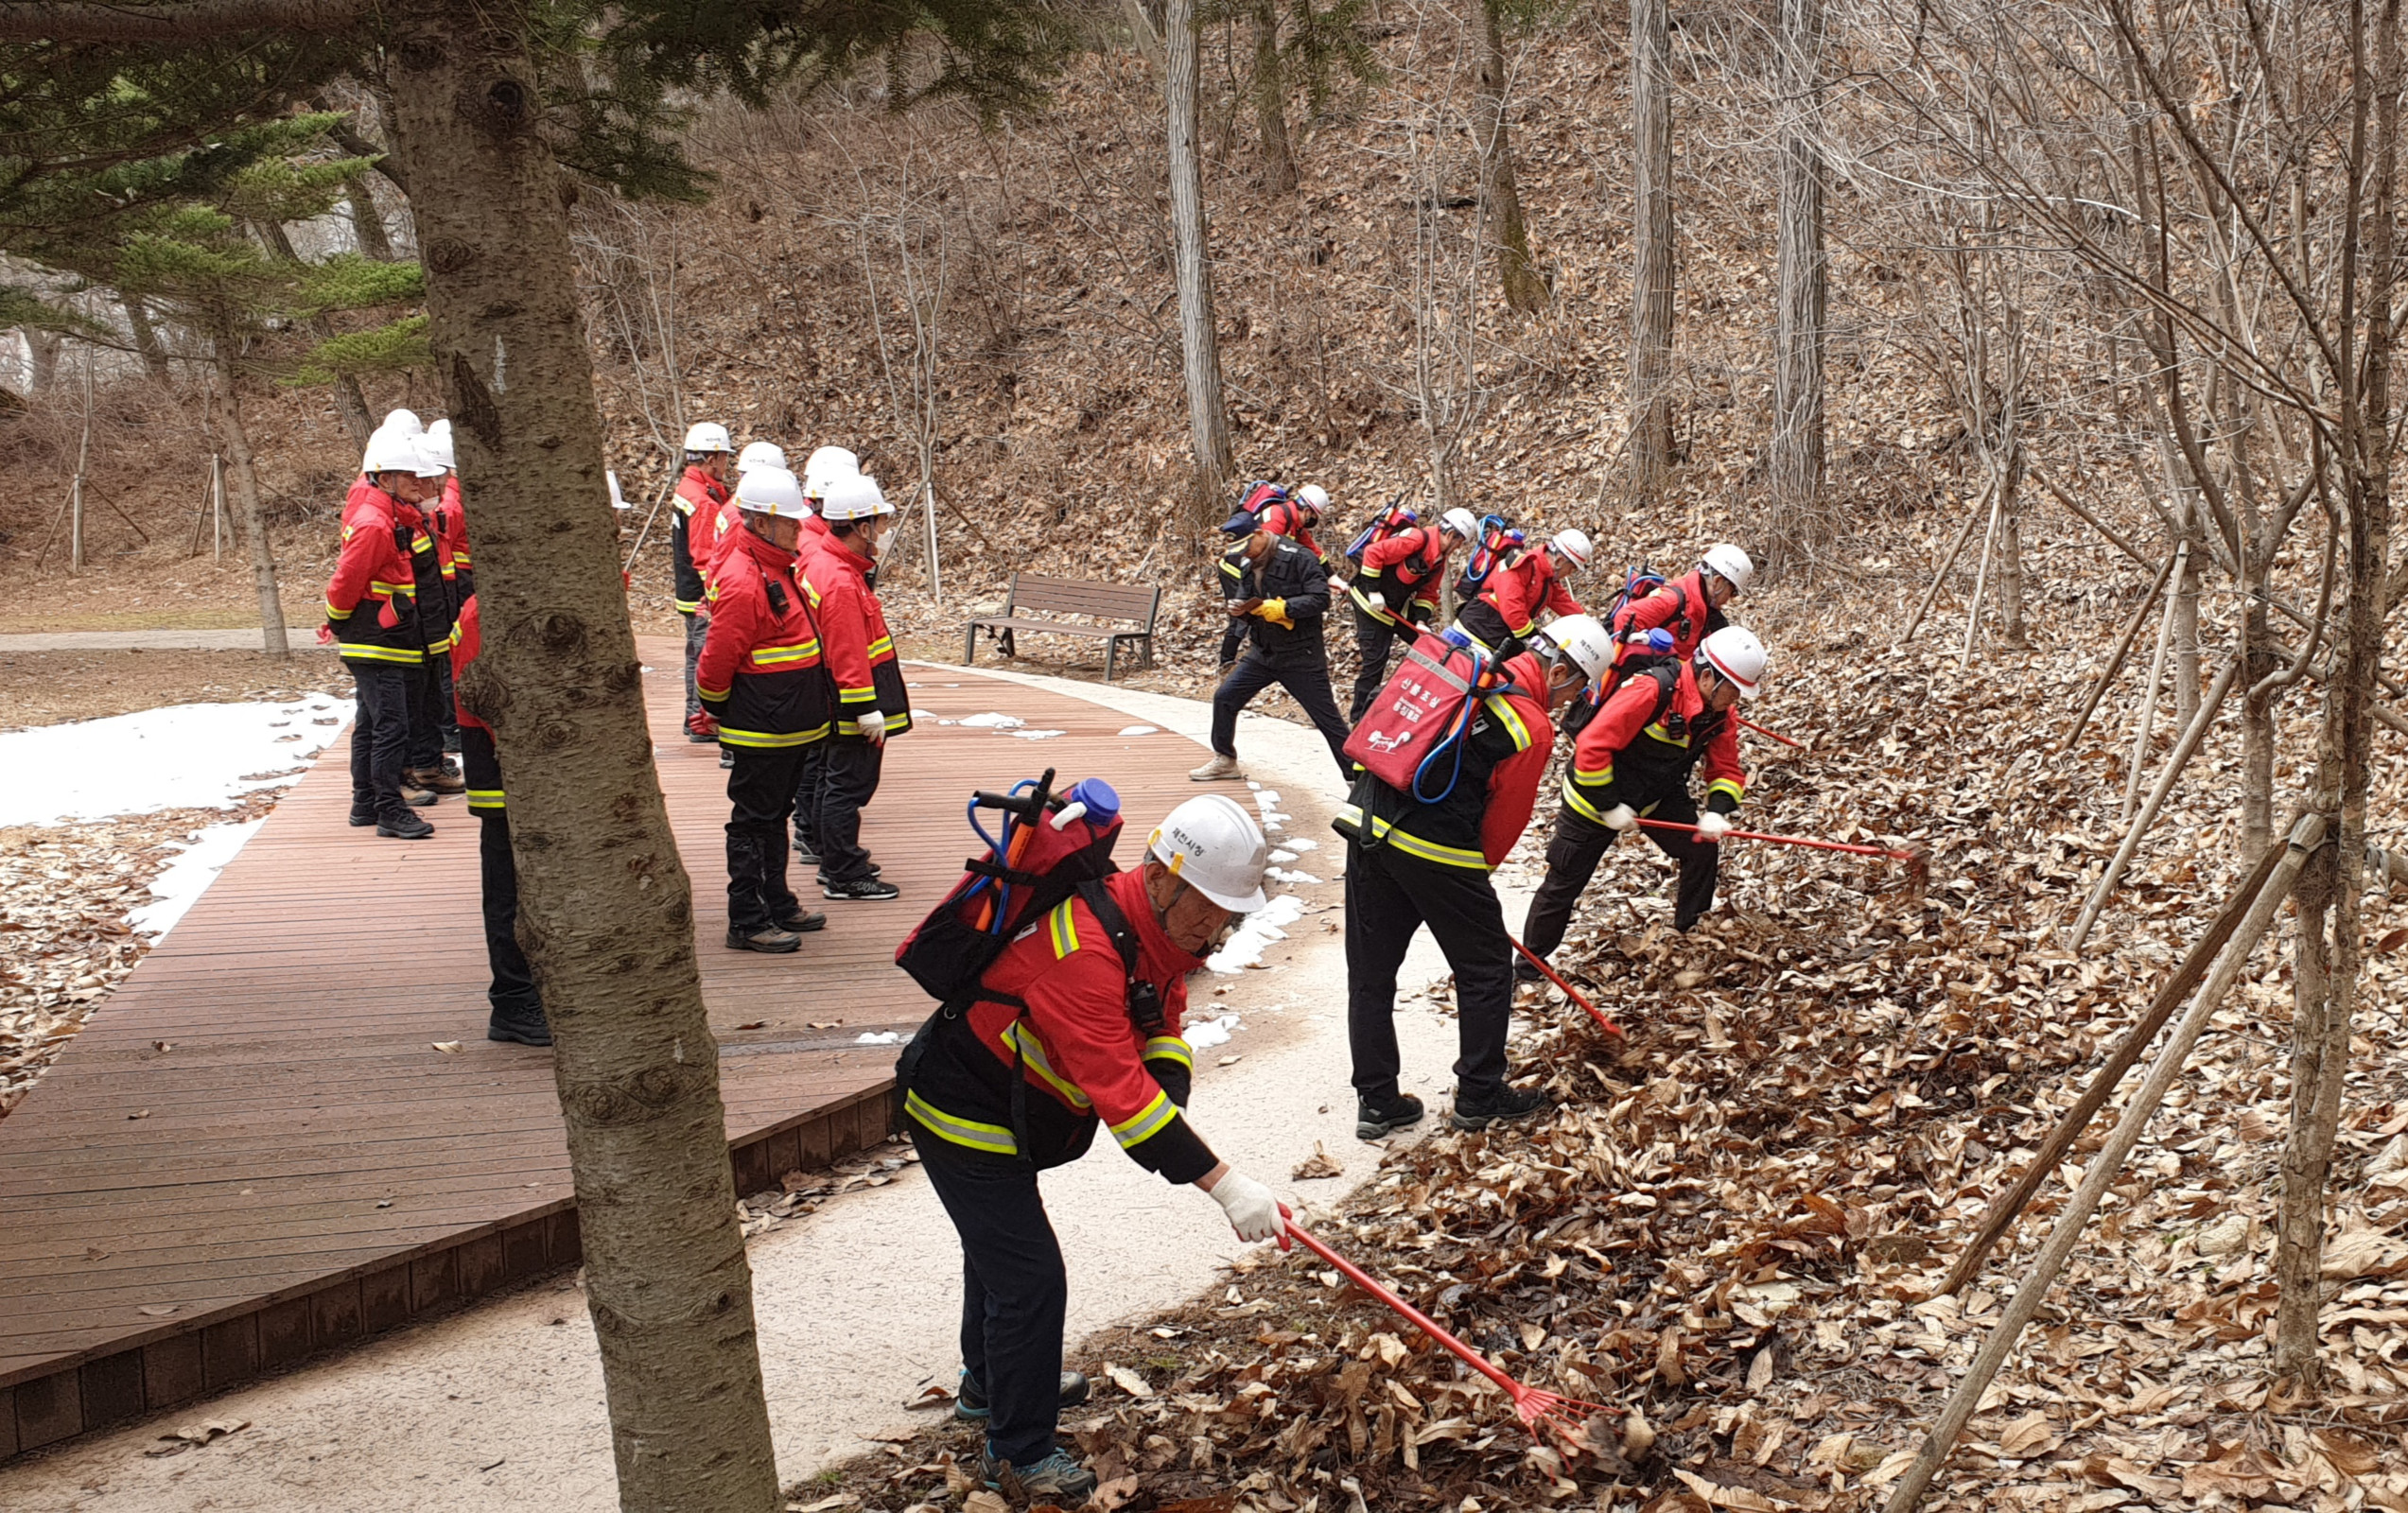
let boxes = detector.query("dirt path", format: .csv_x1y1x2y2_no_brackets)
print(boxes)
0,664,1524,1512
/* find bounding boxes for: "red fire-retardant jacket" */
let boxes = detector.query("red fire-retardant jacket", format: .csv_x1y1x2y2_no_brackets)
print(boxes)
325,478,423,666
1561,658,1745,827
803,534,912,739
694,526,831,748
449,593,506,816
1349,525,1448,625
1608,566,1725,663
670,465,729,615
1476,548,1585,642
433,475,471,599
902,867,1216,1180
1255,496,1327,564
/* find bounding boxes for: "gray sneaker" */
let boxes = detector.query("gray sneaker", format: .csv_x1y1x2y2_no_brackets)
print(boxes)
980,1449,1098,1503
1189,752,1245,782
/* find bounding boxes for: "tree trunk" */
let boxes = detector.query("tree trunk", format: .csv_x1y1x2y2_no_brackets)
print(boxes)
1769,0,1824,534
1166,0,1233,515
2241,588,2277,855
256,217,375,444
122,292,172,380
380,9,780,1508
2172,497,2203,725
1122,0,1166,72
24,326,60,393
1472,0,1545,313
2275,846,2339,1385
1998,445,2027,649
346,175,395,260
1628,0,1675,489
211,355,289,661
1250,0,1297,194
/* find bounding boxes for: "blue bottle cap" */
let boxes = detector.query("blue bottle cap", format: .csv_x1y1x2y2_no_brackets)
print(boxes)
1065,777,1122,826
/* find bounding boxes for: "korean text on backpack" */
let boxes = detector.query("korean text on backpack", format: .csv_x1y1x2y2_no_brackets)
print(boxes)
1343,630,1516,804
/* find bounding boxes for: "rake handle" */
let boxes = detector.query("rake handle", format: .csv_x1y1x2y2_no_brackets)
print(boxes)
1508,934,1624,1038
1736,716,1805,749
1283,1220,1520,1395
1632,816,1917,862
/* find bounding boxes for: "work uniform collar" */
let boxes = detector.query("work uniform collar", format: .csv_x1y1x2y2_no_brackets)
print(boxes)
733,522,797,571
682,464,729,503
1108,868,1206,982
395,499,426,528
822,534,874,576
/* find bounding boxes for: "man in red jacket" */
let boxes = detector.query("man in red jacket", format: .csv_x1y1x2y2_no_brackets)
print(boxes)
327,429,444,839
1340,615,1614,1138
902,794,1291,1504
695,464,832,952
1347,506,1476,722
448,593,549,1046
803,472,911,901
673,422,735,743
1607,543,1752,664
1455,528,1595,659
1519,625,1768,981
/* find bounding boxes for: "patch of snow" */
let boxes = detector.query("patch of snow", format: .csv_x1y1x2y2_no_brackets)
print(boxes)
958,712,1024,729
1283,837,1318,852
1118,724,1160,737
1267,867,1321,885
1208,894,1305,974
1251,790,1282,809
1184,1013,1243,1049
913,709,937,721
1009,729,1068,740
128,820,264,940
1269,849,1299,863
0,694,353,826
855,1031,904,1046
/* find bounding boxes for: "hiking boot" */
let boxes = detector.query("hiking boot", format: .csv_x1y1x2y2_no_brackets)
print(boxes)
1449,1084,1552,1132
404,786,440,807
407,765,466,794
822,877,900,902
348,808,377,827
979,1449,1098,1504
1189,752,1246,782
1356,1091,1426,1141
954,1369,1091,1422
487,1003,552,1047
726,925,803,953
1512,959,1548,984
776,908,829,934
793,840,821,867
376,811,435,841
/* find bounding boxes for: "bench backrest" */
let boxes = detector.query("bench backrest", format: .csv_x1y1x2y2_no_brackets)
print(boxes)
1006,574,1160,627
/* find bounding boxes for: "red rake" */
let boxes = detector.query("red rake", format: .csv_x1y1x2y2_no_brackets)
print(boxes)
1633,816,1923,865
1284,1219,1619,1454
1736,715,1806,749
1509,934,1624,1039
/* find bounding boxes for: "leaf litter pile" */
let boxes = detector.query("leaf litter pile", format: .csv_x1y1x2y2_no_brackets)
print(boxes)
815,602,2408,1513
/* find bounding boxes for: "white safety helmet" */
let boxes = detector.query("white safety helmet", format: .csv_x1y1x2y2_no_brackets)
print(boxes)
737,441,788,475
1533,613,1615,684
801,445,862,501
406,436,448,478
1699,625,1768,699
1701,543,1755,596
1296,482,1330,514
1550,528,1595,570
734,464,807,518
360,426,426,476
1149,794,1270,913
380,408,424,436
418,419,455,473
682,421,733,455
819,471,894,523
1440,507,1479,541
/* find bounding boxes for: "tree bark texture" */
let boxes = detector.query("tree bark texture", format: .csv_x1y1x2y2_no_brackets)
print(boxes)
1769,0,1824,525
1471,0,1545,313
380,9,780,1506
209,355,288,660
24,326,59,393
1166,0,1233,514
346,174,396,260
1998,449,2027,649
1250,0,1297,194
122,292,172,380
2172,495,2203,725
1628,0,1675,489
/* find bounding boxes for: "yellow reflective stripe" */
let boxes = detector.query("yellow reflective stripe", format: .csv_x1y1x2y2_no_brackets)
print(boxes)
324,601,353,620
1110,1089,1178,1149
1336,806,1491,871
1047,899,1079,959
1143,1035,1194,1070
1003,1022,1092,1109
369,580,416,597
1485,695,1532,751
1570,760,1614,785
672,496,695,517
1561,779,1613,827
1219,559,1243,579
716,725,829,749
338,643,425,665
1350,583,1403,624
1643,722,1690,748
675,597,703,614
905,1091,1019,1155
838,686,877,702
440,564,457,580
748,641,821,666
866,635,896,658
454,549,472,566
696,682,731,701
466,789,505,810
410,532,432,552
1708,778,1746,805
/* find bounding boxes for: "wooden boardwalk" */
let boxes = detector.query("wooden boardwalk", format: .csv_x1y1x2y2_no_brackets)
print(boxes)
0,640,1205,1459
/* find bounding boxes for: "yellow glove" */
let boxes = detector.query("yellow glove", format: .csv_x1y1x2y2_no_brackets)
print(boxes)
1254,598,1294,629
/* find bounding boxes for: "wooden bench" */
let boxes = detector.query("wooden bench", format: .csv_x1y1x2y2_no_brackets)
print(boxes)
964,573,1161,682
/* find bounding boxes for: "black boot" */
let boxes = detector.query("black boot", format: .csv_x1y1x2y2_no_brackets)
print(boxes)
954,1368,1091,1422
1449,1083,1551,1132
1356,1091,1426,1141
377,810,435,840
488,1000,551,1046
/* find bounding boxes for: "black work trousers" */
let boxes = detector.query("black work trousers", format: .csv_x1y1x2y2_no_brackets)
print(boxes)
793,741,828,856
815,737,885,884
1349,604,1413,723
1210,650,1352,777
346,660,414,824
405,652,445,771
724,743,808,932
1344,838,1516,1101
479,809,542,1019
433,648,461,755
910,1125,1069,1470
1520,792,1720,961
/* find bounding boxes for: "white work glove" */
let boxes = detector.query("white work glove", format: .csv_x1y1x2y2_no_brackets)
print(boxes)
1207,1170,1290,1245
858,709,887,745
1601,804,1638,832
1695,810,1733,840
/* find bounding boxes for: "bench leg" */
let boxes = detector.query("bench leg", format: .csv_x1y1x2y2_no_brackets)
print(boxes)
1001,629,1015,659
964,624,977,666
1106,637,1119,683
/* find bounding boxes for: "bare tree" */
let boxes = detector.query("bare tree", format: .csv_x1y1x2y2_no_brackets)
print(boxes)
1767,0,1824,553
1167,0,1234,512
1250,0,1299,192
1627,0,1676,490
205,348,290,659
1470,0,1544,312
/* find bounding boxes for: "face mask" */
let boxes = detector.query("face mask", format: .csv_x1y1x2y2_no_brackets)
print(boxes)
874,522,899,558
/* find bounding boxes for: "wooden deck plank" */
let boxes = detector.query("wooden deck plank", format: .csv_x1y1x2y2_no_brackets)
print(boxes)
0,639,1206,1429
